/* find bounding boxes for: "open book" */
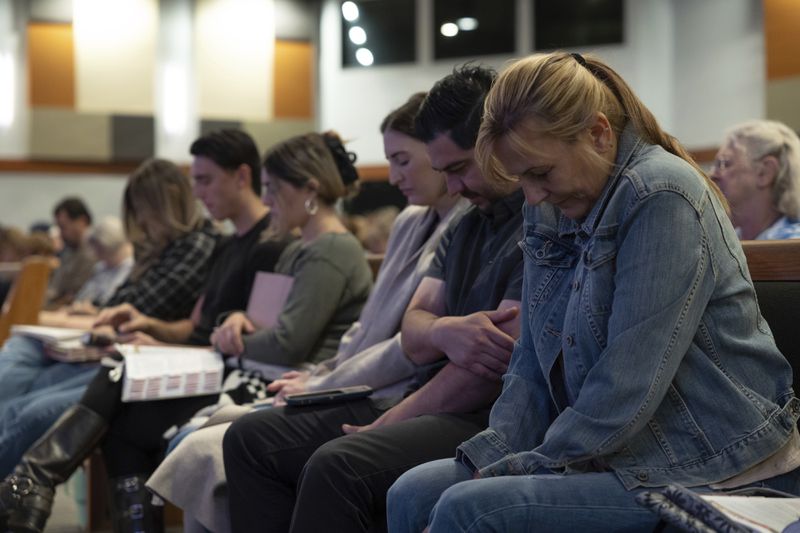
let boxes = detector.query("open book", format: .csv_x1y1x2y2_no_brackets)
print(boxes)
116,344,224,402
702,495,800,533
10,324,107,362
638,484,800,533
11,324,85,343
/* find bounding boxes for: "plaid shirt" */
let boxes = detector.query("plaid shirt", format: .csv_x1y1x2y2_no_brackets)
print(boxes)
105,221,219,321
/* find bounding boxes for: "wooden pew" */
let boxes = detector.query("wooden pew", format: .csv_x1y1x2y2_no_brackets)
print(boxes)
742,239,800,281
742,239,800,393
0,256,56,344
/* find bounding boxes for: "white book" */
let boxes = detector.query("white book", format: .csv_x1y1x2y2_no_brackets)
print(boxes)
116,344,224,402
11,325,86,343
11,325,108,362
701,495,800,532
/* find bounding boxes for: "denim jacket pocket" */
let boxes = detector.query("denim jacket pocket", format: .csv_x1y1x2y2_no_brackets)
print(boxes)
583,225,619,271
521,226,579,309
581,226,618,348
522,226,578,269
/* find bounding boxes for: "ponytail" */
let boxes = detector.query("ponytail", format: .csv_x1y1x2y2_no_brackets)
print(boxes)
477,52,727,209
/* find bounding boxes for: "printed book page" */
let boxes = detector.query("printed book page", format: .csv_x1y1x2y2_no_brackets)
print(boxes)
246,271,294,329
117,344,224,402
702,495,800,533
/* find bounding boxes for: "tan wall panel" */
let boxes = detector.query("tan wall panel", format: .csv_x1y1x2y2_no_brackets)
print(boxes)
28,22,75,108
764,0,800,80
73,0,156,114
196,0,274,121
30,108,111,160
243,119,315,153
274,40,313,119
767,77,800,132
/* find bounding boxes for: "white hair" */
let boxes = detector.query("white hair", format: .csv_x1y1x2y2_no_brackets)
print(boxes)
724,120,800,219
87,216,128,253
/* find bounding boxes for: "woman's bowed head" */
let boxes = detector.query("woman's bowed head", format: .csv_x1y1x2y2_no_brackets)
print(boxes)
475,52,725,220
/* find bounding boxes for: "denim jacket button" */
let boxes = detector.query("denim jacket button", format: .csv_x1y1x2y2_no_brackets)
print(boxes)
636,471,649,482
572,280,580,291
565,335,574,347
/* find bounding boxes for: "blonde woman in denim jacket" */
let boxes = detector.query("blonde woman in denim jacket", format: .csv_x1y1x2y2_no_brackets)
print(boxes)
387,52,800,533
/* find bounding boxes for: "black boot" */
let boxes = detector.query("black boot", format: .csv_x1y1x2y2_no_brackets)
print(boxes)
109,474,164,533
0,404,107,533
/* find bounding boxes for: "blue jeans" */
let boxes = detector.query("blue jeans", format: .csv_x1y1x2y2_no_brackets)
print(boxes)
0,336,95,404
387,459,800,533
0,335,98,476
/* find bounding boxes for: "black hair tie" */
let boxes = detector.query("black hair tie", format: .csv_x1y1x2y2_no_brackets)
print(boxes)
323,134,359,186
571,52,587,67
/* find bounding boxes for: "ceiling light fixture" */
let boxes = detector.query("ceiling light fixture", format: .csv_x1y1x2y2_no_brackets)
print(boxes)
348,26,367,45
456,17,479,31
440,22,458,37
355,47,374,66
341,1,359,22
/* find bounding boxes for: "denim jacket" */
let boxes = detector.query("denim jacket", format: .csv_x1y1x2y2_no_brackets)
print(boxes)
458,125,800,490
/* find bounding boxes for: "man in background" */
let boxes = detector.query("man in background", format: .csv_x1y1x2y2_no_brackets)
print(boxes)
45,197,95,308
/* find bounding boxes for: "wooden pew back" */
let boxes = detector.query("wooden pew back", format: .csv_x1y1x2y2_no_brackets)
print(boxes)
742,240,800,393
0,256,55,344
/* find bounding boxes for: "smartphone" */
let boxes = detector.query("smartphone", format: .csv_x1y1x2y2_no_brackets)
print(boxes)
284,385,373,407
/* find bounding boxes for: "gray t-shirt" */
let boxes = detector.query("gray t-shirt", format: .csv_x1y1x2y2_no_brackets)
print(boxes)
412,188,526,390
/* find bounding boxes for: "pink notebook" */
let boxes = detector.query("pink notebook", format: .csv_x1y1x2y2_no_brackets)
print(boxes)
245,272,295,329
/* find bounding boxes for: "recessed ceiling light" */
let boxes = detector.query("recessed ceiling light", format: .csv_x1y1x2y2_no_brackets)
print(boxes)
342,1,359,22
457,17,479,31
356,47,374,66
349,26,367,45
440,22,458,37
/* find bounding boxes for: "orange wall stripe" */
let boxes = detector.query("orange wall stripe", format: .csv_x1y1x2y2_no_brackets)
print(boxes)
274,39,313,119
764,0,800,80
28,22,76,108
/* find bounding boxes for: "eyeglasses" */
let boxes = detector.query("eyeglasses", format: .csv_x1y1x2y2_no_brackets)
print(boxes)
710,159,734,173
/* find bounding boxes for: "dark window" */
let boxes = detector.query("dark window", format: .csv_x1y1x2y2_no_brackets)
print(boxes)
433,0,516,60
533,0,624,50
341,0,416,68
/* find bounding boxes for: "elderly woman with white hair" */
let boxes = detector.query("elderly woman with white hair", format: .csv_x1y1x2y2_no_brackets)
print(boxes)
70,215,134,311
711,119,800,240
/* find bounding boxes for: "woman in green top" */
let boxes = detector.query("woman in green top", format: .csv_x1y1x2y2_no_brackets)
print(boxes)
212,131,374,371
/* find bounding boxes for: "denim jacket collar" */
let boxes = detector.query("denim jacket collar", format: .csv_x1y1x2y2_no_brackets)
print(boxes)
558,123,644,239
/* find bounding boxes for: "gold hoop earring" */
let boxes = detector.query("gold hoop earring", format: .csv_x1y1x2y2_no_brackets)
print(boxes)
304,197,318,216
